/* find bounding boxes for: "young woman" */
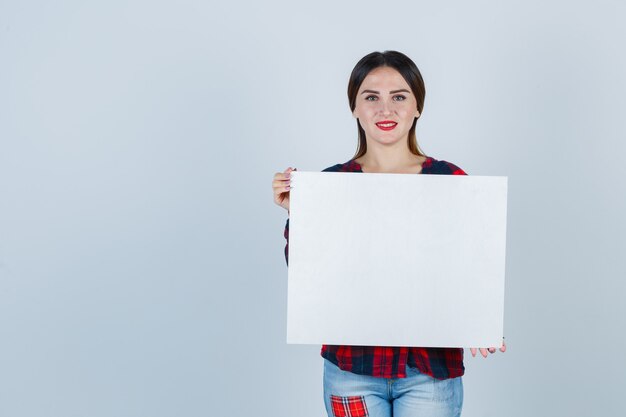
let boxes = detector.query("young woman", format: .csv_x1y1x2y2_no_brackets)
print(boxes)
272,50,505,417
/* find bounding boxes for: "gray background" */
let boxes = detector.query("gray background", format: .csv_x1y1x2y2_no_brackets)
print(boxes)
1,1,624,416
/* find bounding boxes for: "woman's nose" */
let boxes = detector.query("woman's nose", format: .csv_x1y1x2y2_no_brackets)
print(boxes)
378,100,393,116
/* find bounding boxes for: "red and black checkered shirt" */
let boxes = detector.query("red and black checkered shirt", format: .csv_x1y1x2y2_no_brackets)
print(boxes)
283,156,467,380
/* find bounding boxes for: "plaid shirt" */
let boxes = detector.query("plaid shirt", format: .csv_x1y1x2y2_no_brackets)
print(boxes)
283,156,467,379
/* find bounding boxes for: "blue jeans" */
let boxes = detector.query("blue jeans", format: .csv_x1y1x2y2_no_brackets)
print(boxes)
323,359,463,417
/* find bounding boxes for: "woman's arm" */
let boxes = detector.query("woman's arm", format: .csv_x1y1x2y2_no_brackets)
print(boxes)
273,167,296,265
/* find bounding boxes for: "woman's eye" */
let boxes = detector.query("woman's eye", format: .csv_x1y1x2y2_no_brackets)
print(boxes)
365,95,378,101
393,95,406,101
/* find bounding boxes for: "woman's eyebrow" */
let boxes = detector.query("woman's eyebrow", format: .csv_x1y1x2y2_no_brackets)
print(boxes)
360,89,411,94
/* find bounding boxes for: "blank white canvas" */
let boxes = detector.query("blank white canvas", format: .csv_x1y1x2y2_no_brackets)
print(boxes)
286,171,507,347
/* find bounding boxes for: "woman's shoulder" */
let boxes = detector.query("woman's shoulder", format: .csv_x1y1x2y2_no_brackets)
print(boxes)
321,160,362,172
422,156,467,175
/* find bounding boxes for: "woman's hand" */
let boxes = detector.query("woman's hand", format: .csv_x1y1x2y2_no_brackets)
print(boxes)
273,167,296,212
470,340,506,358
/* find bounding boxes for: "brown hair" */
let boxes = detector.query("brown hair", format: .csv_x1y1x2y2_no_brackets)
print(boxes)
347,50,426,159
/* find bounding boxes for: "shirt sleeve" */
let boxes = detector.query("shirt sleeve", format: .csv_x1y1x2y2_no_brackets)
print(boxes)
448,162,467,176
284,218,289,266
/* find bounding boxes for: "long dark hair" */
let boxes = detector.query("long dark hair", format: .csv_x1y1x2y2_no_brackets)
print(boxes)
347,51,426,159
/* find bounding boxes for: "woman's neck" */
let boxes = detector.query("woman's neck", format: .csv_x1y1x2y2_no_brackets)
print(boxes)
355,146,426,174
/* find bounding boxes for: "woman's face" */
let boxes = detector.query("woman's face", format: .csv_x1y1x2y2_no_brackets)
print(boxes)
352,66,420,148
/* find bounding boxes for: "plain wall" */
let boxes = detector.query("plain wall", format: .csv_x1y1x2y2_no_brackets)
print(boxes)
1,1,625,416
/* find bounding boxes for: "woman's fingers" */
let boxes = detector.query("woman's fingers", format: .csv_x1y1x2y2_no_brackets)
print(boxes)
273,168,295,191
471,344,505,358
273,167,296,184
470,347,488,358
273,171,290,183
272,177,291,191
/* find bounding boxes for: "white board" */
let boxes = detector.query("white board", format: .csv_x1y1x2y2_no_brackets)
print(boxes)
286,171,507,347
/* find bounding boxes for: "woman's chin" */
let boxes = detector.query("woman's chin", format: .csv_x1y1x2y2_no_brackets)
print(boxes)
368,137,405,147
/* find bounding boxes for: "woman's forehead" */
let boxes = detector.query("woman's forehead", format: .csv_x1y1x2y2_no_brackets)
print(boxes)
360,67,409,90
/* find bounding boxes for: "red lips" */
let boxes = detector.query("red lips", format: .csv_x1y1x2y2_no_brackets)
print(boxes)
375,120,397,131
